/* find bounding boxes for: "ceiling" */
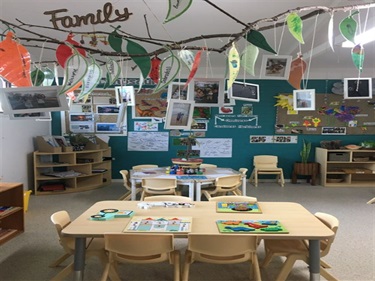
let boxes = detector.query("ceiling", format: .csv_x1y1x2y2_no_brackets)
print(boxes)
1,0,375,79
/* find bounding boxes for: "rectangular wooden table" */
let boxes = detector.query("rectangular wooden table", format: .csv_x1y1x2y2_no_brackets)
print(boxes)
130,167,244,201
62,200,334,281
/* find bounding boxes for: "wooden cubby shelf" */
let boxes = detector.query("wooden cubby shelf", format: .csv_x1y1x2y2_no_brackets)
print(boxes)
33,137,112,195
316,147,375,187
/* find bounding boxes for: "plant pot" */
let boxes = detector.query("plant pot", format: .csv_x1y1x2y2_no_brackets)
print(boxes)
292,162,320,185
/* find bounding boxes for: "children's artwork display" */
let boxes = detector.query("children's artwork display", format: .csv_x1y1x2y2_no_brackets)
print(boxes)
124,216,192,233
216,220,288,233
216,202,262,213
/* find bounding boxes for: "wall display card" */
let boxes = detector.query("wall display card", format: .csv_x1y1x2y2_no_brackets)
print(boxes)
250,135,298,143
192,138,232,158
128,132,169,151
124,216,192,233
216,220,288,234
134,121,159,131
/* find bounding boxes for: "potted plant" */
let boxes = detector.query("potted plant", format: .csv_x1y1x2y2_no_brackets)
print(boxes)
292,139,320,185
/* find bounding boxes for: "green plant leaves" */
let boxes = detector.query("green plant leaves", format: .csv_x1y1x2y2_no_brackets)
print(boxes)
240,44,259,76
245,30,276,54
287,12,304,44
339,12,358,44
108,25,123,53
126,39,151,80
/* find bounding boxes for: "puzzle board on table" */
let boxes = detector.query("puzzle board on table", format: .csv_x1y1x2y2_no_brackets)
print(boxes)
216,220,288,234
176,175,207,180
216,202,262,213
124,216,192,233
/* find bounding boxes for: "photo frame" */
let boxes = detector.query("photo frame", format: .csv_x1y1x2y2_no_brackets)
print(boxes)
0,86,69,114
188,78,224,107
9,112,51,120
167,82,188,100
260,55,292,80
228,81,260,102
343,77,372,99
115,86,135,106
293,89,316,111
132,87,168,119
96,122,121,133
96,105,120,114
165,99,195,130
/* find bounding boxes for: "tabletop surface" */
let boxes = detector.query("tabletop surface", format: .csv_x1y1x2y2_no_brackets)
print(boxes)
62,200,334,239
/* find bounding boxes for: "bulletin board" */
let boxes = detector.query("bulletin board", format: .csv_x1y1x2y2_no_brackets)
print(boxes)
275,93,375,135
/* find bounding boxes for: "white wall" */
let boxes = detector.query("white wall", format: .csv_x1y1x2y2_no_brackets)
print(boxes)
0,114,50,189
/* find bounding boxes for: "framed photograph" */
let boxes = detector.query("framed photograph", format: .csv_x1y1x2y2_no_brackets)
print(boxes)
293,89,316,111
0,86,69,114
9,112,51,120
96,105,120,114
167,82,188,100
115,86,135,106
228,81,260,102
70,123,95,133
190,120,208,131
53,136,69,147
343,78,372,99
132,87,169,119
165,99,195,130
96,123,121,133
69,113,94,122
188,78,224,107
260,55,292,79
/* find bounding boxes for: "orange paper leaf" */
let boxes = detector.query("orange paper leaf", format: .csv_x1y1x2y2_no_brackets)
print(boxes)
288,55,306,90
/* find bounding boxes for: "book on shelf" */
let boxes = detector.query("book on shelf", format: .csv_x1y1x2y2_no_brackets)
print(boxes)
42,135,60,147
0,206,15,213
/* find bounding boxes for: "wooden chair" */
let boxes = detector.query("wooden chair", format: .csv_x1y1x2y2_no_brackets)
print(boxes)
201,174,242,200
118,170,142,200
182,234,261,281
141,178,179,200
144,195,193,202
208,195,257,203
261,212,339,281
249,155,285,187
101,233,180,281
50,211,107,281
132,164,158,170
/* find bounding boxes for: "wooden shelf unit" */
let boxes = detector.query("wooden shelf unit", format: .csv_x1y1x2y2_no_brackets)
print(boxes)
0,183,24,245
33,137,112,195
316,147,375,187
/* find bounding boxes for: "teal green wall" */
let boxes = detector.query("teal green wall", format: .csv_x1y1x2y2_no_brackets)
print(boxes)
53,79,375,180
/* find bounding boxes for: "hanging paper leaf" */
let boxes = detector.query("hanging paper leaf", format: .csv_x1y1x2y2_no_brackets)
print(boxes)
328,15,335,52
149,56,162,84
54,63,60,86
108,25,123,53
164,0,193,23
183,49,203,90
42,67,55,86
0,32,32,87
56,33,86,68
227,43,240,90
153,51,181,93
240,44,259,76
31,67,45,86
245,30,277,54
178,50,195,70
288,55,306,90
78,56,102,99
339,13,358,44
351,44,364,72
286,12,304,44
126,39,151,80
103,58,121,88
59,48,88,95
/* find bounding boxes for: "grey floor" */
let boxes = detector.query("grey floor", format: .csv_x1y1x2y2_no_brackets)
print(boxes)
0,180,374,281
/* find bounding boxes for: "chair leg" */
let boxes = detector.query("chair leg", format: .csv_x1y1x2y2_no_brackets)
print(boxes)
320,259,332,269
320,267,338,281
280,172,285,187
251,253,262,281
172,250,181,281
51,262,74,281
182,251,193,281
260,250,274,268
275,255,301,281
49,253,72,267
118,190,131,200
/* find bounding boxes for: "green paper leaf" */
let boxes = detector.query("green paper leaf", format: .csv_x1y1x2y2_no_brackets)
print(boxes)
240,44,259,76
78,56,102,99
126,39,151,80
108,25,123,53
351,44,364,72
164,0,193,23
42,67,55,86
153,50,181,93
31,67,45,86
340,15,357,44
286,12,304,44
104,58,121,88
245,30,276,54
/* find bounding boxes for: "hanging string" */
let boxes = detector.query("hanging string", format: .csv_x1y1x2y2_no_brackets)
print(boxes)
302,14,319,90
203,38,213,78
276,17,287,55
33,40,47,86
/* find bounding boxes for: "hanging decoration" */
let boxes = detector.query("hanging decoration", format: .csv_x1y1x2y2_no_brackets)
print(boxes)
79,33,108,47
339,11,358,45
153,49,181,93
178,49,195,71
183,49,203,90
149,56,162,84
108,25,123,53
0,32,32,87
42,67,55,86
286,12,304,44
245,30,276,54
328,14,335,52
351,44,364,71
59,43,88,95
31,67,45,86
56,33,86,68
126,38,151,80
103,58,121,88
164,0,193,23
77,55,102,100
240,43,259,76
288,54,306,90
227,43,240,90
